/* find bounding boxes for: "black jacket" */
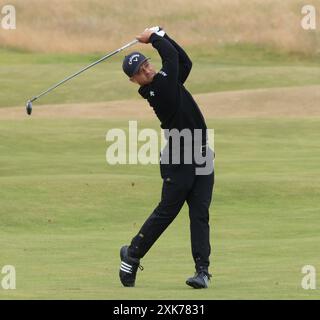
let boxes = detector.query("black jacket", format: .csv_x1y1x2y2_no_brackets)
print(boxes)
138,33,207,146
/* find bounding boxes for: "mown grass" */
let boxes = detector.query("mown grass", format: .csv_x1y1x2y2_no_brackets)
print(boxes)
0,117,319,299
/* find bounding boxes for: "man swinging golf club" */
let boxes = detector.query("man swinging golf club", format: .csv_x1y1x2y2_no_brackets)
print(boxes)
119,27,215,289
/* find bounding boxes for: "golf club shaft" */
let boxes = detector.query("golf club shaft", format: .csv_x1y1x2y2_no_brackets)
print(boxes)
30,39,139,103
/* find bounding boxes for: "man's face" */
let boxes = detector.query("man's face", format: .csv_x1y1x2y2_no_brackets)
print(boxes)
130,61,157,86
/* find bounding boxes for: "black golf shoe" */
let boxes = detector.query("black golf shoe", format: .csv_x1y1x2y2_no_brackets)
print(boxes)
119,245,143,287
186,270,212,289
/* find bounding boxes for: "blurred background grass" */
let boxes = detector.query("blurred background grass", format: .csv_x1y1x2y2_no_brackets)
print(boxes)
0,0,319,54
1,44,320,107
0,0,320,108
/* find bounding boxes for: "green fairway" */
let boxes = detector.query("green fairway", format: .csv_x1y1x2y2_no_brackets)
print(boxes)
0,117,319,299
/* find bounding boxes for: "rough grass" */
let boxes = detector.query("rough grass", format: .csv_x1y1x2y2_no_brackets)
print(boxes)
0,0,319,54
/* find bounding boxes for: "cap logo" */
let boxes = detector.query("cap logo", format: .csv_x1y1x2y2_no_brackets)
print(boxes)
128,54,140,65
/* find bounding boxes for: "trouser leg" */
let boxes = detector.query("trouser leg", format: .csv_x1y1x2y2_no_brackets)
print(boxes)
129,165,193,259
186,170,214,271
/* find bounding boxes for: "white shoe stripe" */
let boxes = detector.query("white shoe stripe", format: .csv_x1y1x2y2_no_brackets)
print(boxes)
121,261,132,269
120,266,132,274
120,263,132,272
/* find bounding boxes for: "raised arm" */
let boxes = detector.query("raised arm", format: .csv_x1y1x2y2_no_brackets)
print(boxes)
141,27,192,84
149,33,179,84
163,34,192,84
136,28,179,88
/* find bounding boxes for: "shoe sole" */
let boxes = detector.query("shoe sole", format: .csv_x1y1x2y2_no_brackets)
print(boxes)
186,279,207,289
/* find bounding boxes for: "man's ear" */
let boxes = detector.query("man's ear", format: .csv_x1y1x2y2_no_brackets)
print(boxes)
129,77,136,83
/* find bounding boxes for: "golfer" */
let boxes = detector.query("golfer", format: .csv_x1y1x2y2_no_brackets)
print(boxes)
119,27,215,289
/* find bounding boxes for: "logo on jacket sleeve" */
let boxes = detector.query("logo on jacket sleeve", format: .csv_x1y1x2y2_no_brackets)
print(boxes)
159,70,167,77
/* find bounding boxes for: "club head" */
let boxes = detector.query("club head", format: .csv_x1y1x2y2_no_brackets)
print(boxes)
26,100,33,115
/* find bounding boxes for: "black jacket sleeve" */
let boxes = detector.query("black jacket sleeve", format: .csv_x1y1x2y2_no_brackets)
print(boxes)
164,34,192,84
149,33,179,89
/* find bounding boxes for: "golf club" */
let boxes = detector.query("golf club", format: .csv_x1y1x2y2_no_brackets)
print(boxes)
25,39,139,115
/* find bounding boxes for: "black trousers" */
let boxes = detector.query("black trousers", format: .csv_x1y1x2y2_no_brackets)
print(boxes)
128,151,214,271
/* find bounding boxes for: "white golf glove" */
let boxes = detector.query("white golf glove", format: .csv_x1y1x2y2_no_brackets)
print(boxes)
147,26,166,37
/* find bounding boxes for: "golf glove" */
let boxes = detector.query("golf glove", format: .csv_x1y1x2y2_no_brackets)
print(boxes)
148,26,166,37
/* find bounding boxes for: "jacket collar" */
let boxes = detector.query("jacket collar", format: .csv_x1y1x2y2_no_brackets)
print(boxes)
138,83,151,99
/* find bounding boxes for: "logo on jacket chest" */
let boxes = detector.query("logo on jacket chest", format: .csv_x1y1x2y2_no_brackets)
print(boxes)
150,91,155,97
